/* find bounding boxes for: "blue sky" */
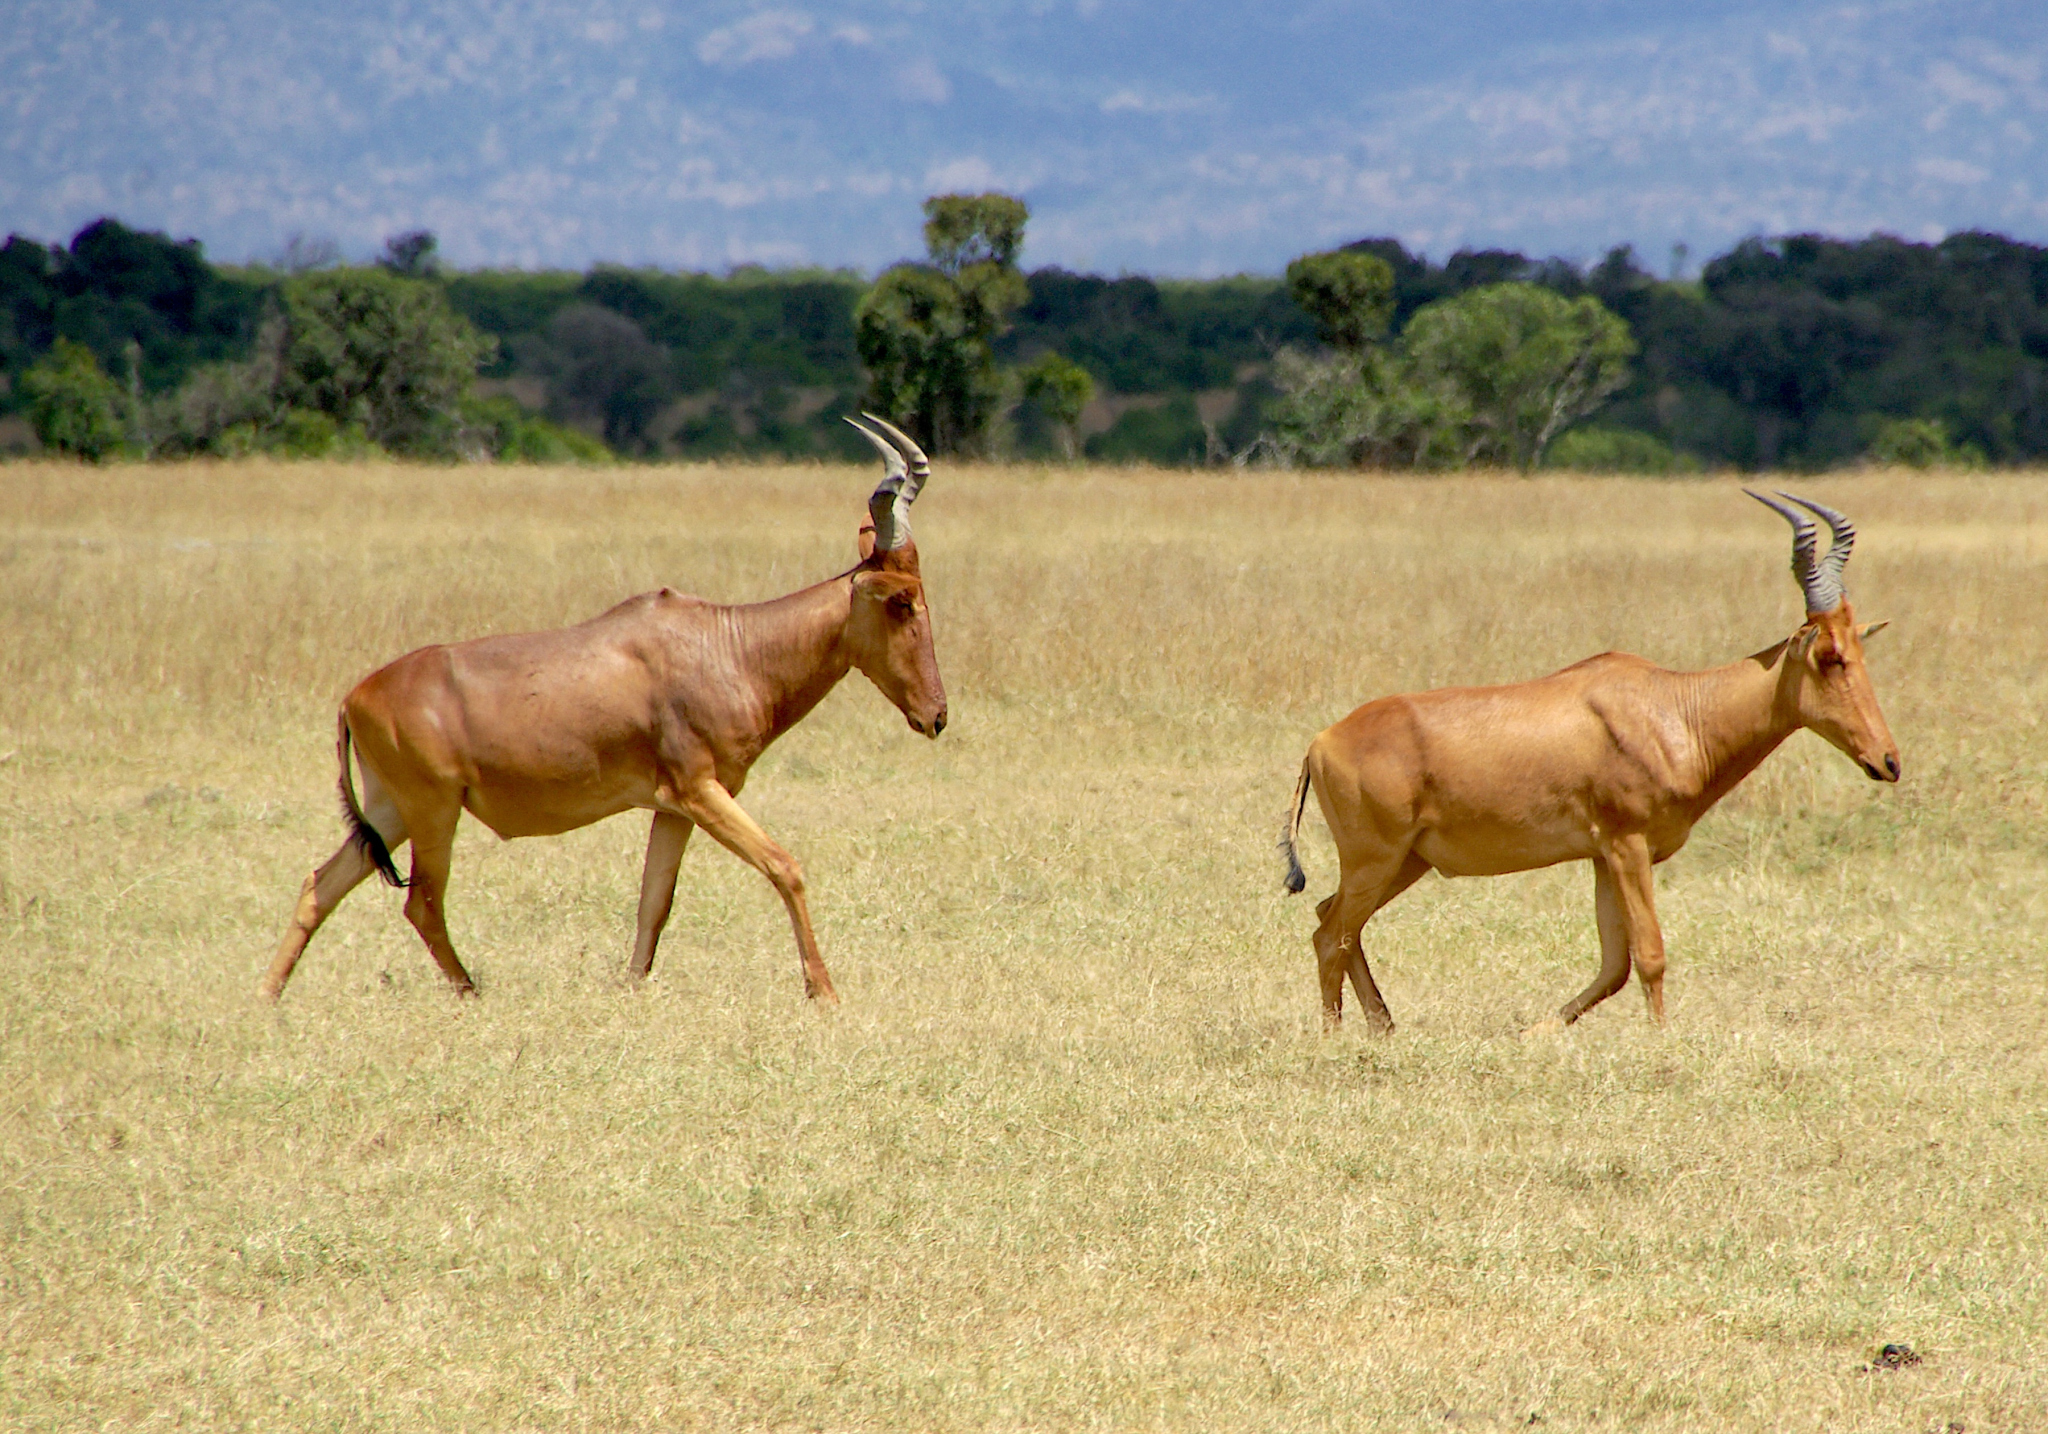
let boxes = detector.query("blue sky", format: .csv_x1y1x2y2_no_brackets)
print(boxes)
3,1,2044,275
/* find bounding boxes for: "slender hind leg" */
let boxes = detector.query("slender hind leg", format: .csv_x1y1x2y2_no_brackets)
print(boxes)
260,778,409,1001
400,799,476,994
629,811,694,979
1314,850,1429,1032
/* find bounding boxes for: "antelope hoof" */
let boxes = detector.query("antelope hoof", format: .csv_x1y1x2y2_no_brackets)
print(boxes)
1520,1016,1568,1040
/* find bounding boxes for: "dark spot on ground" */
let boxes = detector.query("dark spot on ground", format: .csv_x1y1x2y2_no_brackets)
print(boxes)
1861,1342,1923,1372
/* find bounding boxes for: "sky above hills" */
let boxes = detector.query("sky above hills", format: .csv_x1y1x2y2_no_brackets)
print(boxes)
4,1,2045,275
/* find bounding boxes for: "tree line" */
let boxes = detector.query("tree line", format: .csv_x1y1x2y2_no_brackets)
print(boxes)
4,208,2044,470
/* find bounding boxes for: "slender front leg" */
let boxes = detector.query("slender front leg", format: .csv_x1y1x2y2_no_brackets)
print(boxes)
674,780,837,1003
1599,833,1667,1024
1552,858,1634,1027
629,811,694,979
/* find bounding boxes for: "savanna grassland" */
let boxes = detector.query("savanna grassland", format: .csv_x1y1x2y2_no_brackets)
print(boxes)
1,459,2044,1433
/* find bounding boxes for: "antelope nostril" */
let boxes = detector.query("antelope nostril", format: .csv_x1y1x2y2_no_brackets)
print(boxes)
1884,753,1900,780
932,711,947,735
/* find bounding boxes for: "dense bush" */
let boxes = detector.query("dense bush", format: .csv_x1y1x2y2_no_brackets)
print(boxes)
1086,396,1205,465
1864,415,1985,469
1271,283,1634,470
462,394,613,464
0,219,267,407
274,268,495,456
1543,425,1695,474
20,338,130,460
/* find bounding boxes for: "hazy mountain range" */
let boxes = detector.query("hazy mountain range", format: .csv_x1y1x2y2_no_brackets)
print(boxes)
4,0,2044,275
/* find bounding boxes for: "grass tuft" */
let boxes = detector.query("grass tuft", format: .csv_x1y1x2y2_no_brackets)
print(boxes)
2,460,2043,1430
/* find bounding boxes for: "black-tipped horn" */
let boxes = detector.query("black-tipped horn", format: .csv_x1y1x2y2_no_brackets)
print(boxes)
1745,488,1840,614
860,411,931,504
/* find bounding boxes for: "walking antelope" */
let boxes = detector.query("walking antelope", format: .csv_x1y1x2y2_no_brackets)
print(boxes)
1279,492,1900,1033
261,415,946,1003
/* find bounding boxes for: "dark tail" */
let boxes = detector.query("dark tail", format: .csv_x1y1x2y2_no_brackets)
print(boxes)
337,710,406,888
1279,756,1313,894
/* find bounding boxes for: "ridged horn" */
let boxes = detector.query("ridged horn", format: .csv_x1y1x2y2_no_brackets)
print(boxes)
1745,488,1845,613
844,412,930,551
1786,492,1855,601
859,411,930,504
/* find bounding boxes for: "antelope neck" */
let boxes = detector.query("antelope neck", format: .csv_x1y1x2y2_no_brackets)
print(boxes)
722,573,858,740
1674,641,1803,814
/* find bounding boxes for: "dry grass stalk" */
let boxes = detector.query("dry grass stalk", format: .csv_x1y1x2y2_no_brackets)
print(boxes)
1,458,2043,1431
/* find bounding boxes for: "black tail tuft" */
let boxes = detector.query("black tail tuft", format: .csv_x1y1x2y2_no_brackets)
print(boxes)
336,712,407,888
344,796,408,888
1279,754,1313,894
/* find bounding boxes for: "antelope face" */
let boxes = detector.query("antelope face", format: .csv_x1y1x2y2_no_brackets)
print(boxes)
848,558,947,739
1794,603,1900,782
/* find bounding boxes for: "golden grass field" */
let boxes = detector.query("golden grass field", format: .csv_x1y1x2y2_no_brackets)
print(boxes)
1,458,2044,1432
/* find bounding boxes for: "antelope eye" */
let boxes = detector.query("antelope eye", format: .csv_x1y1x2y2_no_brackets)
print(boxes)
888,592,917,615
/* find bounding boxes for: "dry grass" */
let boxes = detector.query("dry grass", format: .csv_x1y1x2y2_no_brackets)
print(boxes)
2,458,2044,1432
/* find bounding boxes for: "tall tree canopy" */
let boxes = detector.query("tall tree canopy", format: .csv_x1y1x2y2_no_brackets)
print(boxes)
856,193,1031,455
1286,249,1396,353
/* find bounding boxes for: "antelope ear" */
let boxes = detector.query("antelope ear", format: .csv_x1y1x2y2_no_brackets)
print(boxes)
1857,620,1889,641
857,517,877,562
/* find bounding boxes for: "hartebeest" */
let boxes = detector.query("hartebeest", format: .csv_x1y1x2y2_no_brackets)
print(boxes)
261,415,946,1003
1279,491,1900,1033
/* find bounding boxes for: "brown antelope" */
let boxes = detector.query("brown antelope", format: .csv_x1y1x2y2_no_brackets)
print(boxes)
260,415,946,1004
1279,491,1899,1034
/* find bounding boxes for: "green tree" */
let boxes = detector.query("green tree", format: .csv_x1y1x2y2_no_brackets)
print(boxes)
1401,283,1634,468
1285,249,1396,353
378,229,440,279
21,337,129,460
1018,351,1094,459
1268,347,1454,469
857,193,1031,454
1270,283,1633,471
923,194,1028,274
537,303,674,453
276,268,495,455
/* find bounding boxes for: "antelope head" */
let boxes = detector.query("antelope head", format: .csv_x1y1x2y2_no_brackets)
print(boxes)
845,413,947,738
1748,490,1901,783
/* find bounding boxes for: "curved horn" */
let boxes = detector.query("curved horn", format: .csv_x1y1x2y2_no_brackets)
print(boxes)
860,411,931,505
1745,487,1838,613
1785,492,1855,601
846,415,913,551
